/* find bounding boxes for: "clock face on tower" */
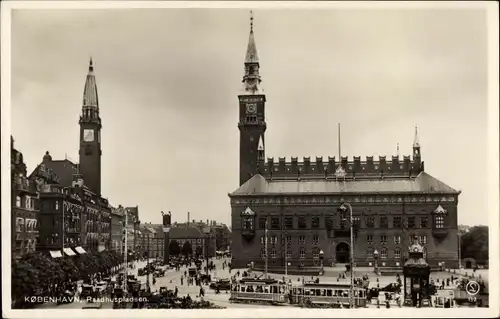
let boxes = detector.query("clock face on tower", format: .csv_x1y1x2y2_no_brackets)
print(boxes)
83,129,94,142
246,103,257,114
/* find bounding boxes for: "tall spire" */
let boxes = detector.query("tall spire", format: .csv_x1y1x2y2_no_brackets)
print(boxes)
245,11,259,63
83,57,99,108
242,10,262,94
413,125,420,148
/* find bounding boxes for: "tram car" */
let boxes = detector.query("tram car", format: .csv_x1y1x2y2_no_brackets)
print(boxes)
230,278,289,305
290,282,367,308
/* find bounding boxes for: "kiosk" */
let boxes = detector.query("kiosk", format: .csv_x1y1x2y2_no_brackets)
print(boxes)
403,243,432,307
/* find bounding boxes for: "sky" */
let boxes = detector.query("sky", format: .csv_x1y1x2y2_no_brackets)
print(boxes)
10,6,490,227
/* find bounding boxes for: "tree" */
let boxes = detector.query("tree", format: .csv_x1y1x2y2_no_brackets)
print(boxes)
461,225,488,264
181,241,192,257
169,240,181,256
12,260,40,304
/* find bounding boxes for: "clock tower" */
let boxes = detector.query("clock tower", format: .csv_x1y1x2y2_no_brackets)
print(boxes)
79,58,102,196
238,12,266,186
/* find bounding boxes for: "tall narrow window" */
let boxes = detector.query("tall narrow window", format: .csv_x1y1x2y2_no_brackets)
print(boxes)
380,247,388,259
299,248,306,259
379,216,388,228
434,216,444,228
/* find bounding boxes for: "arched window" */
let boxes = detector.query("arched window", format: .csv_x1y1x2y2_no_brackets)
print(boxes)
260,248,267,259
299,247,306,259
270,248,277,259
380,247,388,259
16,196,21,208
394,247,401,259
312,247,320,259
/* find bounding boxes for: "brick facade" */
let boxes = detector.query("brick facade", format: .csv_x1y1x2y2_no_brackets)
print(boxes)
231,22,460,271
230,193,459,269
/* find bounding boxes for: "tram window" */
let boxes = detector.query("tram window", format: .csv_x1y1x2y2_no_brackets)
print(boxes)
354,290,359,297
327,289,332,297
316,289,321,296
322,289,326,296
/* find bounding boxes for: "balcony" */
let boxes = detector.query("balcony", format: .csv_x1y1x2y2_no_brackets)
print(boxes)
14,178,31,194
432,228,449,239
241,229,255,241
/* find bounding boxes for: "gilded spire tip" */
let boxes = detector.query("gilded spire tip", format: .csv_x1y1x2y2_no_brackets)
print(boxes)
250,10,254,32
89,57,94,72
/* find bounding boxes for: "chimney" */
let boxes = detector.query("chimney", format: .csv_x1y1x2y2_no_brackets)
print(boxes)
207,219,209,225
187,211,190,225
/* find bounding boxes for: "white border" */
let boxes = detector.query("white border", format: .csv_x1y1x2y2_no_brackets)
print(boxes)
1,1,498,318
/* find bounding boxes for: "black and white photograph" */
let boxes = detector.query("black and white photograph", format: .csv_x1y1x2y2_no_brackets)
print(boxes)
1,1,498,318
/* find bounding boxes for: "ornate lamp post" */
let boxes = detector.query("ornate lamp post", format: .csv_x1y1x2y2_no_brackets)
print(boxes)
319,249,324,275
339,202,355,308
374,249,379,274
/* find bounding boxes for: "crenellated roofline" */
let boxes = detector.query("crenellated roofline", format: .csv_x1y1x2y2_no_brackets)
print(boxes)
258,154,423,180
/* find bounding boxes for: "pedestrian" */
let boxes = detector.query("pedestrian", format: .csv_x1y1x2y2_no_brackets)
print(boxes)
180,276,184,286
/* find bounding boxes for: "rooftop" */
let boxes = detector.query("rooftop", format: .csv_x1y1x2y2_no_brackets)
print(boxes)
230,172,459,196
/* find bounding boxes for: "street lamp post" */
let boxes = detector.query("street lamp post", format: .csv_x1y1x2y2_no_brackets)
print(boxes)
203,227,211,277
162,211,172,266
319,250,324,275
339,202,355,309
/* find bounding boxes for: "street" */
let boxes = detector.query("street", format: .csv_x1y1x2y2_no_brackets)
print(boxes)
36,257,487,309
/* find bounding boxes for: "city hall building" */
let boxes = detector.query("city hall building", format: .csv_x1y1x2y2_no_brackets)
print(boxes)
229,18,460,270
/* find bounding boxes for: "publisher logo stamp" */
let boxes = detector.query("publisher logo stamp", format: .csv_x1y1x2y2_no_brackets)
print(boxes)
465,280,480,296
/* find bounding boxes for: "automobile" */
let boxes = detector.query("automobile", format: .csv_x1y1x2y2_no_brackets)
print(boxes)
209,279,231,291
95,281,110,295
188,268,197,277
155,269,166,277
80,284,95,299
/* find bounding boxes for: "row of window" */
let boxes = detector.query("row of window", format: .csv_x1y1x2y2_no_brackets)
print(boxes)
259,247,428,260
260,235,320,245
261,247,322,259
254,215,445,230
15,218,38,232
367,235,427,245
259,234,427,246
15,239,36,254
14,195,36,210
366,247,427,259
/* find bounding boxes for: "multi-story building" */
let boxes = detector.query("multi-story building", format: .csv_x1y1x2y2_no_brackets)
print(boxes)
169,224,212,257
11,137,39,260
29,59,113,256
230,18,460,269
110,205,125,253
139,224,165,259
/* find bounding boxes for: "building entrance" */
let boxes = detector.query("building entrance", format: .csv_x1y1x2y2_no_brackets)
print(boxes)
336,242,350,263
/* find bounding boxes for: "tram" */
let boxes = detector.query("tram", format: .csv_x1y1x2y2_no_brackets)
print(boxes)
230,278,289,305
290,282,367,308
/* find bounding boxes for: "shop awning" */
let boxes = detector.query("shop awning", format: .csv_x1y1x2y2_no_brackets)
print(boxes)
50,250,63,258
75,246,86,254
63,248,76,256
